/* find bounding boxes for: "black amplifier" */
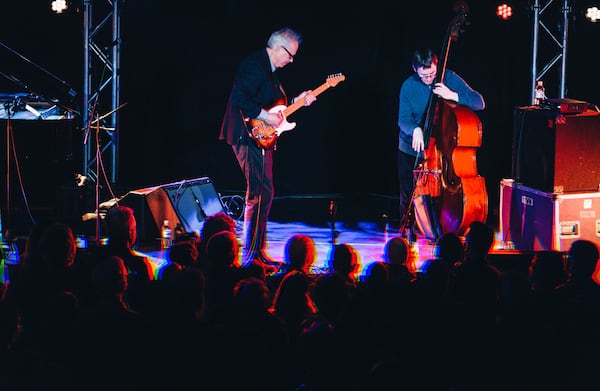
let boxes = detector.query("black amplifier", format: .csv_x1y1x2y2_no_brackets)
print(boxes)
540,98,589,114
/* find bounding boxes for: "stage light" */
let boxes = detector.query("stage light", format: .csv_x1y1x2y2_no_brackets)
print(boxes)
585,6,600,22
496,3,513,20
51,0,68,14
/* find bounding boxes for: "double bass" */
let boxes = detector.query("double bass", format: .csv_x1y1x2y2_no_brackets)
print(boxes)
411,1,488,241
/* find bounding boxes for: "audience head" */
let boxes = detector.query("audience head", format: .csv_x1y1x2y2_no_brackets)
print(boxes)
311,272,350,321
284,233,317,272
329,243,359,277
159,261,183,282
529,251,568,292
415,259,451,298
435,232,464,266
22,220,54,269
167,239,199,268
205,230,240,268
105,205,137,248
200,212,236,244
382,236,409,266
362,261,390,287
39,221,77,270
244,258,267,281
233,277,270,314
93,255,128,296
566,239,600,282
464,221,495,259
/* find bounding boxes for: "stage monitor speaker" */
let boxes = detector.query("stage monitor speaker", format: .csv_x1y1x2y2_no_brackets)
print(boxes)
118,177,225,243
512,107,600,193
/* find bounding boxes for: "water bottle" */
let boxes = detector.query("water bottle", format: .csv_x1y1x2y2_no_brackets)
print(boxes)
534,80,546,105
161,219,172,250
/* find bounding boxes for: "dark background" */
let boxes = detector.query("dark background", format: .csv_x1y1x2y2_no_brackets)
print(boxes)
1,0,599,231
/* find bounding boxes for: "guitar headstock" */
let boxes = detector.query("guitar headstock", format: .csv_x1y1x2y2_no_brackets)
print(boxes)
326,73,346,87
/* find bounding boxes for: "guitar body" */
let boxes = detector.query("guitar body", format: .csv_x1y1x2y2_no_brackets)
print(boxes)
247,73,345,149
249,105,297,150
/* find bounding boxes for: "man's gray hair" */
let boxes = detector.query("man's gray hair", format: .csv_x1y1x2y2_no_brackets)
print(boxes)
267,27,302,48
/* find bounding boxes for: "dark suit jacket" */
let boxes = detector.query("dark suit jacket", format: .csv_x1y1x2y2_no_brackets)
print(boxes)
219,49,287,145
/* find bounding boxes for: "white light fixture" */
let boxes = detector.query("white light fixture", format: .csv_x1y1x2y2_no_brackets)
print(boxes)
51,0,68,14
585,6,600,22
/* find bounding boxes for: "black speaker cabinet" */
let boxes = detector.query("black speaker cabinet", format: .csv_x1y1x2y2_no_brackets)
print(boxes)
119,177,225,243
512,107,600,193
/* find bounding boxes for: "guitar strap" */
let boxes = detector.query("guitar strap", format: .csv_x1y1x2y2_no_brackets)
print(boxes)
271,69,287,103
277,83,288,105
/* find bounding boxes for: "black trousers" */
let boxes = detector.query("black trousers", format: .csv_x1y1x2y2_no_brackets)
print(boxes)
231,138,274,262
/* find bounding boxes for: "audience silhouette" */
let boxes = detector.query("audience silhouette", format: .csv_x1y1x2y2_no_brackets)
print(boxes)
92,205,154,313
159,236,199,280
328,243,360,288
73,255,152,390
452,220,501,326
3,221,84,389
268,233,317,305
435,231,464,280
198,211,237,268
202,229,245,324
4,212,600,391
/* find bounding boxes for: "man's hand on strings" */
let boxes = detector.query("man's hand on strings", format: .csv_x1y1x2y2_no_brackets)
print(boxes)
295,90,316,106
432,83,459,102
412,127,424,152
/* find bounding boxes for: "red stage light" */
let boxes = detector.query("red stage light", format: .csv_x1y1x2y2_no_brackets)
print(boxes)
497,3,513,20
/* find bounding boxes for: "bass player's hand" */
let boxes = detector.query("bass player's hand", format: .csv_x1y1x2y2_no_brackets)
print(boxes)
412,127,424,152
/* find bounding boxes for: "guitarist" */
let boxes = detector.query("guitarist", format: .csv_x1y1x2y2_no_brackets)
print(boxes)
219,27,315,269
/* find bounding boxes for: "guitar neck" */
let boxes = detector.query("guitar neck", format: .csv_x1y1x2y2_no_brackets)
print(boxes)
283,82,332,118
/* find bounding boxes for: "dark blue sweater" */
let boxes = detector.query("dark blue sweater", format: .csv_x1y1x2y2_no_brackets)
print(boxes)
397,69,485,156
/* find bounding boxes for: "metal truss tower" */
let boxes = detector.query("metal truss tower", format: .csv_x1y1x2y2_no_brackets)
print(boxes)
530,0,570,104
82,0,122,184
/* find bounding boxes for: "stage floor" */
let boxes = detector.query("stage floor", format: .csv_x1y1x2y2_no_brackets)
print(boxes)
139,219,521,278
0,191,535,280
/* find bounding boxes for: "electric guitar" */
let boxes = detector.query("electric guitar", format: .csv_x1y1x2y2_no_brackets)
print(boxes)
249,73,345,149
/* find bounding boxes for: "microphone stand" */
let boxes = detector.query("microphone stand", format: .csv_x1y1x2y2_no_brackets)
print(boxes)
329,199,340,246
84,103,127,244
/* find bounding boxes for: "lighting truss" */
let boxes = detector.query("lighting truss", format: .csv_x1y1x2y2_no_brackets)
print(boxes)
530,0,570,103
82,0,122,184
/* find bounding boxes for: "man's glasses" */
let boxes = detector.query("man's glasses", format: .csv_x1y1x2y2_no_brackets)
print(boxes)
417,71,436,80
281,45,295,60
